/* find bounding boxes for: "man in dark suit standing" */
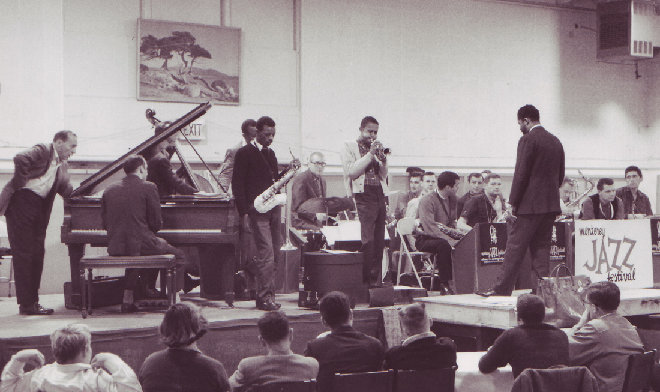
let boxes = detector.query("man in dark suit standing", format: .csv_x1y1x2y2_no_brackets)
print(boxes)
0,130,77,315
101,155,185,313
232,116,298,311
478,105,565,297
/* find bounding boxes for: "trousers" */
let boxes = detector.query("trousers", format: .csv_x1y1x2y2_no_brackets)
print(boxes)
247,206,281,300
355,185,386,283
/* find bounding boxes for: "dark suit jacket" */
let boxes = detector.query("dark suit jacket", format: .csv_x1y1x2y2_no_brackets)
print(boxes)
147,156,197,197
509,126,565,215
0,143,72,216
385,335,457,370
232,143,281,216
291,170,327,228
101,174,163,256
304,325,385,392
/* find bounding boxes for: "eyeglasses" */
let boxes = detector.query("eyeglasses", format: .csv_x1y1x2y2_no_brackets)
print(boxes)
310,161,326,167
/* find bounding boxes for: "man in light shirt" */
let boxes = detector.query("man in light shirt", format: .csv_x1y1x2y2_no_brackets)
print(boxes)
0,130,77,315
0,323,140,392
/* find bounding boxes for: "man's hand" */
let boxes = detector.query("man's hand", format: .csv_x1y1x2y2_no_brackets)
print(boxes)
290,158,301,170
315,213,327,223
91,353,123,374
13,349,45,369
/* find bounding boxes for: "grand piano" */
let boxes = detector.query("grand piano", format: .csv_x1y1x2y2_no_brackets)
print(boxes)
61,102,239,306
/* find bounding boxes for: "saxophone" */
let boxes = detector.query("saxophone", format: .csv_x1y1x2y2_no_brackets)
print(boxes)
436,222,466,241
253,160,301,213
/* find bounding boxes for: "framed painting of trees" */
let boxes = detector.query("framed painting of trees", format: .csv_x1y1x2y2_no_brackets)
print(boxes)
138,19,240,105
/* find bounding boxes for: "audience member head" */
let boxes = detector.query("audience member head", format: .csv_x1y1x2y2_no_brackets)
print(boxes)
624,166,643,190
257,311,293,351
406,167,424,195
123,155,147,179
585,281,620,313
422,171,437,193
597,178,616,203
53,130,77,161
241,118,257,141
309,151,326,177
256,116,276,147
437,171,461,196
483,173,502,199
398,303,431,337
50,323,92,365
319,291,352,329
516,294,546,325
467,173,483,194
560,178,574,203
517,104,540,134
358,116,379,143
159,302,208,348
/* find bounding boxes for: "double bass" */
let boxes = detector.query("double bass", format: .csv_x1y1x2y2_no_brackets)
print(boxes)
61,103,238,306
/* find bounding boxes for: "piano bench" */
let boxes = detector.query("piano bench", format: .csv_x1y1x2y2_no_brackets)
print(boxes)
79,254,177,318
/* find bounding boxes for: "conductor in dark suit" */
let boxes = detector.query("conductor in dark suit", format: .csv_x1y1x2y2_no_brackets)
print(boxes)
101,155,185,313
478,105,565,297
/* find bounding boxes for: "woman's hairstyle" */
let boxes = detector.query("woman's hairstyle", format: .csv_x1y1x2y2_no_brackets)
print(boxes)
51,323,91,364
160,302,208,348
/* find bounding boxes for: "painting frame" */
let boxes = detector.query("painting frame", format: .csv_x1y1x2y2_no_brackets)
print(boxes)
137,18,240,105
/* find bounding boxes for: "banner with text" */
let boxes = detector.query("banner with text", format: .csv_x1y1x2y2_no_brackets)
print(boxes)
574,219,653,289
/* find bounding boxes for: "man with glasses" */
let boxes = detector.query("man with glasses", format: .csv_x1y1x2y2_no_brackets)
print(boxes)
616,165,653,217
291,152,328,229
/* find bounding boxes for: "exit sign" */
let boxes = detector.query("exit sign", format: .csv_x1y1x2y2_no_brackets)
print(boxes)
178,122,205,141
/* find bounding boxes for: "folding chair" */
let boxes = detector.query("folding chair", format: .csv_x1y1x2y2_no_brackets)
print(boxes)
392,218,434,289
622,349,657,392
250,379,316,392
333,370,394,392
395,367,457,392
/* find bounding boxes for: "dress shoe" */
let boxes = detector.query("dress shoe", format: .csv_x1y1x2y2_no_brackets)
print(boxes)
256,295,281,311
438,282,454,296
19,303,54,315
183,274,201,294
475,288,497,297
144,288,165,299
120,303,138,313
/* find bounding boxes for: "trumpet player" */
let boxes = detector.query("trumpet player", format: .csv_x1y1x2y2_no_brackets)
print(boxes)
341,116,389,287
232,116,300,311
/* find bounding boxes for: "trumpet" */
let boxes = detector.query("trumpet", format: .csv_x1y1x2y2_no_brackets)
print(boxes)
370,140,391,162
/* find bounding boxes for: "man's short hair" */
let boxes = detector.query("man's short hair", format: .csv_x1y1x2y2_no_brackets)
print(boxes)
360,116,379,129
483,173,501,184
517,105,540,122
467,173,483,182
258,311,290,343
53,130,76,143
123,155,146,174
516,294,546,325
437,171,460,190
625,165,642,178
256,116,276,131
319,291,351,328
561,177,574,187
160,302,208,348
597,178,614,191
423,171,435,178
406,167,424,177
51,324,91,364
241,119,257,134
398,303,429,334
586,281,620,312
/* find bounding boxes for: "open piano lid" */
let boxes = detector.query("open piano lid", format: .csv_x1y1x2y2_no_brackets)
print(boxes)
70,102,212,198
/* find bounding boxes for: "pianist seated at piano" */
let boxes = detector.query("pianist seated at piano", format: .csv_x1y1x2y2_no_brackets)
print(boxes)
290,152,328,230
101,155,187,313
456,173,512,232
579,178,625,220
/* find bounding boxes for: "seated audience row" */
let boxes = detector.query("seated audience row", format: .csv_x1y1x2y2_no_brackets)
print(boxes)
479,282,645,392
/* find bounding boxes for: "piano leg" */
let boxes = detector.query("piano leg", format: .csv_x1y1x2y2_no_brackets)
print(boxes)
199,244,235,303
68,244,85,294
